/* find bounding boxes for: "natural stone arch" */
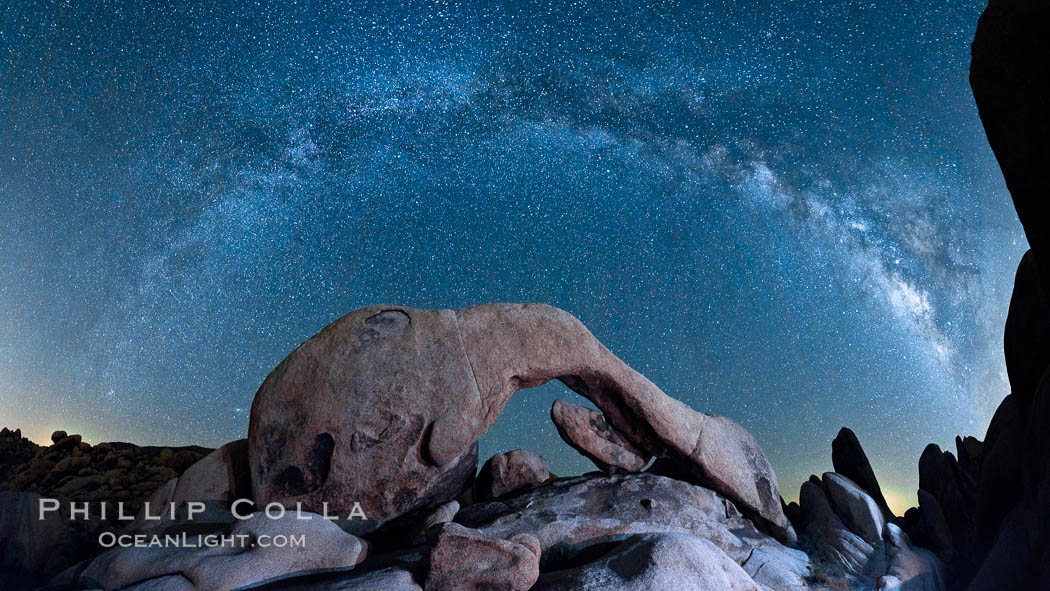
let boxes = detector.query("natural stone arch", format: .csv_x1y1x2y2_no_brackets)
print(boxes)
248,303,791,541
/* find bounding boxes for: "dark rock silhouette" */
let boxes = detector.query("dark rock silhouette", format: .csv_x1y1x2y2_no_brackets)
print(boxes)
1003,251,1050,407
970,1,1050,274
899,0,1050,588
831,428,894,522
0,429,36,484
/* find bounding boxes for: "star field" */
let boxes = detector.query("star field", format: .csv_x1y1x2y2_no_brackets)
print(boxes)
0,0,1026,511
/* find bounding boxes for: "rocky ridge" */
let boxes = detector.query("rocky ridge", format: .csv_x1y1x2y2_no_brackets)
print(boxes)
0,428,210,590
0,428,209,512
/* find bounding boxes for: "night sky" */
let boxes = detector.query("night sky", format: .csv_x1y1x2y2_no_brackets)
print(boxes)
1,0,1026,513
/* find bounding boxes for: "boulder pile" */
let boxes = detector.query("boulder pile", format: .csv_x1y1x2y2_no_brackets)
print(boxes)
784,429,944,591
0,429,211,588
0,429,208,513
